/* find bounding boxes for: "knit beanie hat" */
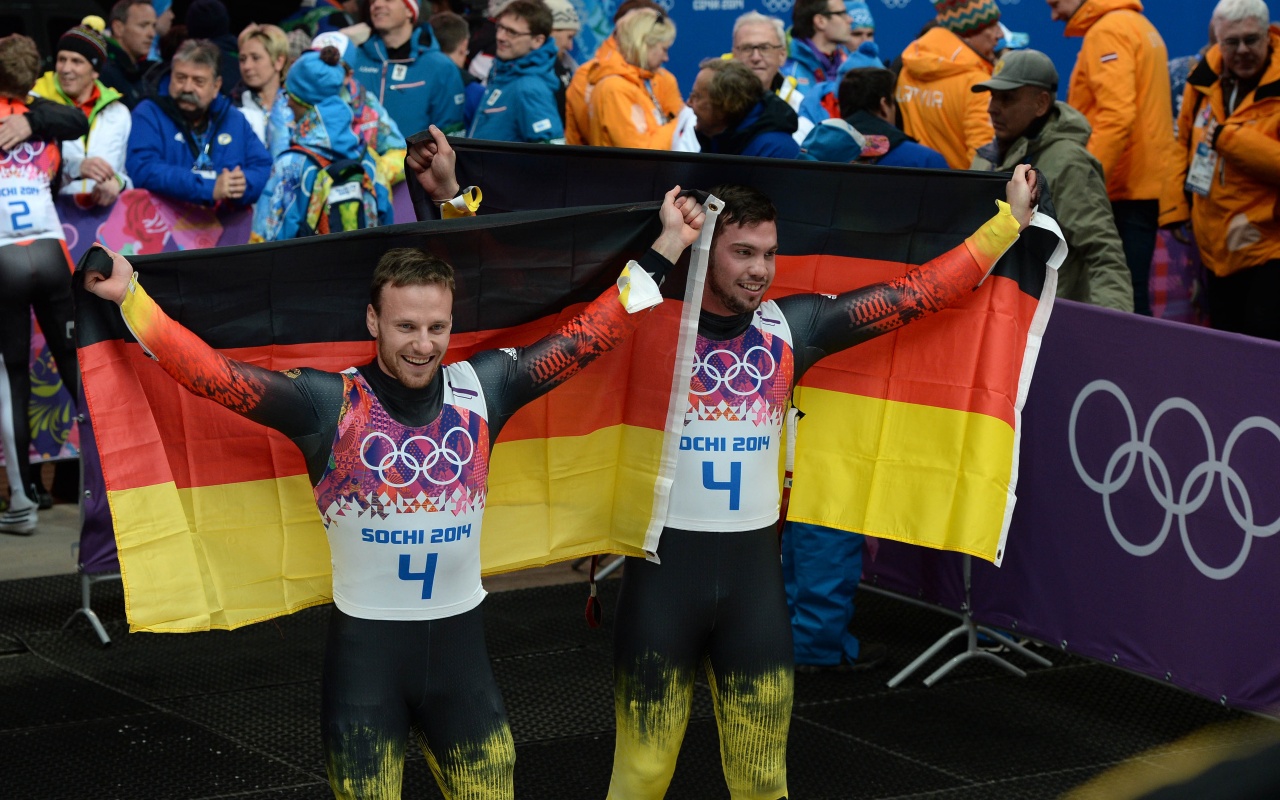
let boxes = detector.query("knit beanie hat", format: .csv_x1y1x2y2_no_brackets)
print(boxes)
57,25,108,71
934,0,1000,36
848,0,875,31
543,0,582,31
287,46,345,106
186,0,231,39
402,0,421,23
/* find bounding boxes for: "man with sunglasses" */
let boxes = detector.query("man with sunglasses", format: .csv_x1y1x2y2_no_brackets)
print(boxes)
781,0,854,91
468,0,564,143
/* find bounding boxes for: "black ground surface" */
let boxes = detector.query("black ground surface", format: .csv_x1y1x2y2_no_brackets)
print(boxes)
0,573,1262,799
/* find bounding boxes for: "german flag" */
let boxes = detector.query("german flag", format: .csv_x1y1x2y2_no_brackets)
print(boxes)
76,204,708,632
450,141,1066,565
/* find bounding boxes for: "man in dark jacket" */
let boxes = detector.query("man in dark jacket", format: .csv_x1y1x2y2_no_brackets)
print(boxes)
689,59,799,158
125,40,271,208
971,49,1133,311
100,0,156,109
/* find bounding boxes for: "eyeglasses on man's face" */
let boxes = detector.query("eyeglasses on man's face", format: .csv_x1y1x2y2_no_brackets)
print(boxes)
734,43,785,56
1222,34,1264,50
495,22,533,38
819,6,851,17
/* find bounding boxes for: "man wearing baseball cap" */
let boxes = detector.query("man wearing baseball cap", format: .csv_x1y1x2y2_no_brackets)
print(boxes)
347,0,465,138
895,0,1002,169
971,50,1134,312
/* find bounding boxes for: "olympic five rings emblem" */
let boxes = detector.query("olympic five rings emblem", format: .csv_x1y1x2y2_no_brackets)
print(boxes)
1,140,47,165
692,346,777,397
360,428,475,488
1069,380,1280,580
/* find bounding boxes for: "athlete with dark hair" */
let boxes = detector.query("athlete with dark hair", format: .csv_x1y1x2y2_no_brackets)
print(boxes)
82,148,706,798
607,165,1039,800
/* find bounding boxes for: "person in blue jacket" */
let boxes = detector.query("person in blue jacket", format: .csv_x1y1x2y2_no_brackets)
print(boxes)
782,0,853,91
126,39,271,207
689,58,799,158
798,66,948,168
348,0,464,138
469,0,565,143
250,45,391,242
795,39,885,131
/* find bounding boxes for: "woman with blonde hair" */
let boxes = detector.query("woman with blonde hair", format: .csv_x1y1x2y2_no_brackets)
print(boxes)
236,22,292,157
584,8,684,149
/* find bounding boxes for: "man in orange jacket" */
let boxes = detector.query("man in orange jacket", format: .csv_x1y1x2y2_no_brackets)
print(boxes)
895,0,1002,169
1171,0,1280,339
1049,0,1182,316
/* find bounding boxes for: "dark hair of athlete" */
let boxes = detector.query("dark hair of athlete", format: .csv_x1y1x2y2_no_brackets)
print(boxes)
371,248,456,312
707,184,778,237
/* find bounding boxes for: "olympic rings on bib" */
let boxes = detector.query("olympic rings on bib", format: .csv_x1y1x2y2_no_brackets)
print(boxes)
359,428,475,488
2,141,47,166
692,346,777,397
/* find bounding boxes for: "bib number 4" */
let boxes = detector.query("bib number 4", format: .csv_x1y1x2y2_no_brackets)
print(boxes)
398,553,439,599
702,461,742,511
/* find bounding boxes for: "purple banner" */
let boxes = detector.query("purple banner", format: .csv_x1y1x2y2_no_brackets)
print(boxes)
869,300,1280,715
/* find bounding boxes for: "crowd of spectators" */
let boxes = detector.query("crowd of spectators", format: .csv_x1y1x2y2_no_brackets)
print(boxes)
2,0,1271,326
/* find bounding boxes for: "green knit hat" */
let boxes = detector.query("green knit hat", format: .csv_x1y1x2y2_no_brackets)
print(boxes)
934,0,1000,36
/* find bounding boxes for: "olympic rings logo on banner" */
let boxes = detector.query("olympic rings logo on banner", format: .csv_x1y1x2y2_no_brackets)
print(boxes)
1069,379,1280,580
691,346,776,396
879,0,913,10
1,140,47,165
762,0,795,14
360,428,475,488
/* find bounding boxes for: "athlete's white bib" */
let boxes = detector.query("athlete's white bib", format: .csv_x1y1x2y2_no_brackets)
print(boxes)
314,364,491,620
666,301,795,531
0,136,64,247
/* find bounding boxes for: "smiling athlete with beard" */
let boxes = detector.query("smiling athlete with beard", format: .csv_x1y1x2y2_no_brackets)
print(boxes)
606,166,1039,800
82,128,705,799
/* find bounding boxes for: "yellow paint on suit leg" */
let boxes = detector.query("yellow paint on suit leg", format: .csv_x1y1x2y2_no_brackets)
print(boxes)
607,651,697,799
417,723,516,800
706,663,793,800
327,725,405,799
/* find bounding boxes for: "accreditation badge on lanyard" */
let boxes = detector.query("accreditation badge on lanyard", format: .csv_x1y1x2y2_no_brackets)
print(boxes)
1185,110,1218,197
190,130,216,180
644,80,668,127
1185,143,1217,196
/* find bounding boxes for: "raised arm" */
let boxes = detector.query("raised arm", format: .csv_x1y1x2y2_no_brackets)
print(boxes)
470,186,705,437
81,245,343,477
780,165,1035,379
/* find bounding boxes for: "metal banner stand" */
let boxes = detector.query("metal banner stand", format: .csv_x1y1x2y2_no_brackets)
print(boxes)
876,554,1051,687
64,569,119,646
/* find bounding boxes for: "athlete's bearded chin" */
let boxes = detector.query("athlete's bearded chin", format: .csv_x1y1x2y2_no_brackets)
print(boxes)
709,258,766,315
376,337,442,389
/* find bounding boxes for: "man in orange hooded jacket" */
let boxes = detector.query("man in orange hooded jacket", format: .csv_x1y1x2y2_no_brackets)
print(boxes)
1050,0,1183,316
895,0,1003,170
1170,0,1280,339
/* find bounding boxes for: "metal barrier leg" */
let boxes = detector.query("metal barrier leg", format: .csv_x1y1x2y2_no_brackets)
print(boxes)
63,571,119,647
595,556,626,580
878,555,1053,688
